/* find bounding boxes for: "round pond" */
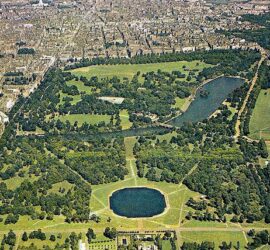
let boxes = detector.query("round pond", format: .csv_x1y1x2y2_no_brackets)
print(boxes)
109,187,166,218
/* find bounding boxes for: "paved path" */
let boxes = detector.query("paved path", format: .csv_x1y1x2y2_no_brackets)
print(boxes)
235,47,267,138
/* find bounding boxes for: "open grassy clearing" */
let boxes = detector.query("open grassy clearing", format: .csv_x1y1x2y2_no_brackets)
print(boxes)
267,141,270,154
179,231,247,248
3,176,36,191
56,113,111,126
124,137,137,160
120,110,132,130
162,240,172,250
52,111,132,129
48,180,74,195
17,232,73,249
59,91,81,105
2,170,39,191
90,175,198,229
172,97,188,110
70,60,211,82
249,89,270,140
67,79,96,94
17,127,45,136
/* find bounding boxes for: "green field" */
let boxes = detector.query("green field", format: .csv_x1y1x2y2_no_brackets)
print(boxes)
57,114,111,126
249,89,270,140
3,167,39,190
162,240,173,250
172,97,188,110
119,110,132,130
179,231,248,248
52,111,131,129
67,79,95,94
71,60,211,82
59,91,81,105
16,232,73,249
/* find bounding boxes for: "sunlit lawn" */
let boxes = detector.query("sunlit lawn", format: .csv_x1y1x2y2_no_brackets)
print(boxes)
71,60,211,82
56,113,111,126
179,231,247,248
249,89,270,140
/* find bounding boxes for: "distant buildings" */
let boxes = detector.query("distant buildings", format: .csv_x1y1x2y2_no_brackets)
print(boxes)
0,0,268,114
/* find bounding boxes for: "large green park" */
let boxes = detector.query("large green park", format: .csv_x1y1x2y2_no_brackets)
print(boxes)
0,49,270,249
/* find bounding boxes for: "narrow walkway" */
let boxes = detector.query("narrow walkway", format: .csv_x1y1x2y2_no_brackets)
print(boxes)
177,164,198,190
235,47,267,138
129,160,137,186
92,193,107,209
124,137,138,186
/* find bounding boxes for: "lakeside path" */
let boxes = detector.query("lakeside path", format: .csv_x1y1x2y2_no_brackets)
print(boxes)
235,47,267,138
163,74,245,126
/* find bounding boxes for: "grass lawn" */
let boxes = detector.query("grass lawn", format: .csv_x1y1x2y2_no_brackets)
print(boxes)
59,91,81,105
124,137,137,160
156,131,177,143
17,127,45,136
67,79,97,94
173,97,188,110
70,60,211,82
54,112,131,129
249,89,270,140
17,232,72,249
48,180,74,195
162,240,172,250
179,231,247,248
89,175,200,230
267,141,270,154
225,101,237,121
3,174,38,191
120,110,132,130
56,114,111,126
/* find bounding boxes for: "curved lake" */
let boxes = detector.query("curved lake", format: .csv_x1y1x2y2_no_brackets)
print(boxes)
109,187,166,218
57,76,245,141
169,77,245,126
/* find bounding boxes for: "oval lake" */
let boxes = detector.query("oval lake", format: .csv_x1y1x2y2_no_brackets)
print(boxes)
109,187,166,218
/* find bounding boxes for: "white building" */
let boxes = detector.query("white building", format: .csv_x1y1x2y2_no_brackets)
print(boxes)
79,240,86,250
0,111,9,124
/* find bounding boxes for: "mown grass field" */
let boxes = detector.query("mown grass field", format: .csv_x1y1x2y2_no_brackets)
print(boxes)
172,97,188,110
52,110,132,130
162,240,172,250
66,79,97,94
16,232,73,249
249,89,270,140
90,173,200,229
70,60,211,82
59,91,81,105
119,110,132,130
179,231,248,248
57,113,111,126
